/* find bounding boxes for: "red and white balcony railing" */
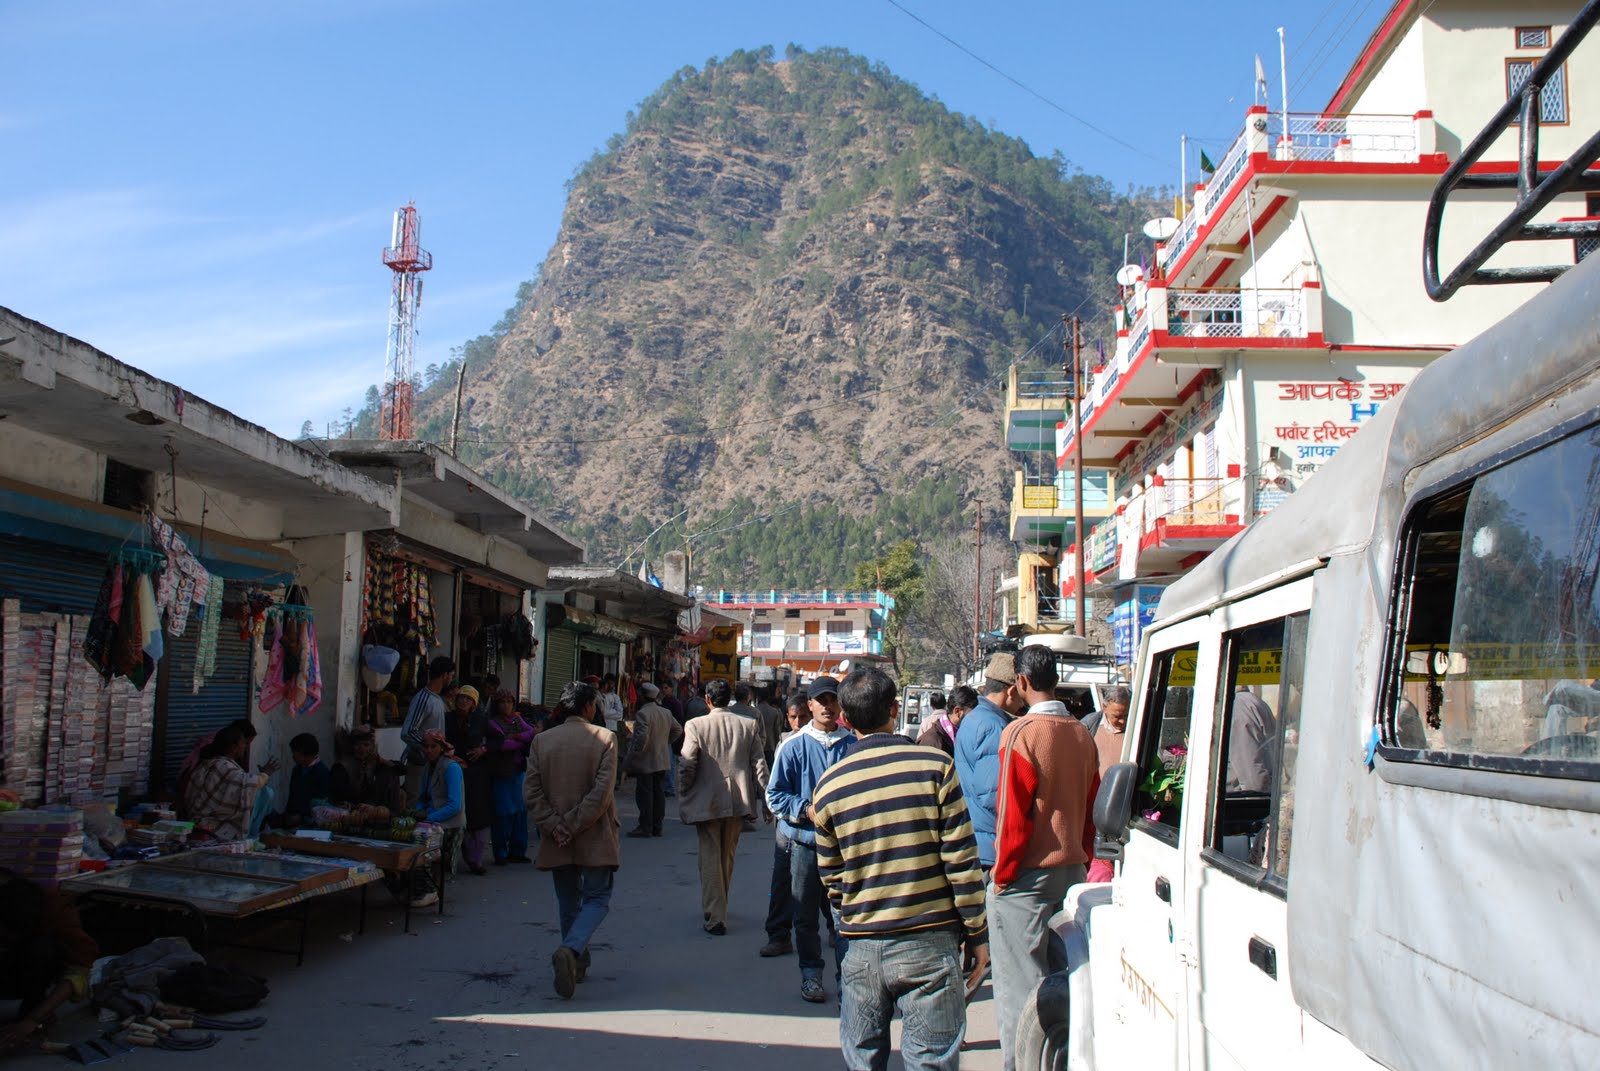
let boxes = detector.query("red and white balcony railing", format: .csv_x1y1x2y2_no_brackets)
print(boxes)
1166,288,1305,339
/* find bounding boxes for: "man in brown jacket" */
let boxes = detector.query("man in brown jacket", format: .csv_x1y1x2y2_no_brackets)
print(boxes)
678,677,768,935
625,682,683,838
525,682,620,999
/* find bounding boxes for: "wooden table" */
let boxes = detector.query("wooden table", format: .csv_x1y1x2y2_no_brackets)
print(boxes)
260,832,445,933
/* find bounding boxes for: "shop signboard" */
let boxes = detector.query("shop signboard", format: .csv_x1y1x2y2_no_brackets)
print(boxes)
700,624,741,683
1022,485,1058,510
1113,584,1168,667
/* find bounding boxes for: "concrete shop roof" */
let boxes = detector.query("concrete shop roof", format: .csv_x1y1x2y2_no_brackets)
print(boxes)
0,308,396,538
328,440,584,566
547,565,695,632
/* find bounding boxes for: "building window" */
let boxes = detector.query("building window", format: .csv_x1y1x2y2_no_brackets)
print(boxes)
1516,26,1551,49
752,622,772,649
784,608,800,619
1506,58,1569,124
1579,194,1600,265
1381,420,1600,777
825,620,853,637
102,459,153,512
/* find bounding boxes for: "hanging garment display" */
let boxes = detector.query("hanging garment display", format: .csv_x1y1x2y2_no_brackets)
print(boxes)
83,563,122,680
362,545,437,657
149,515,211,636
258,608,321,716
192,573,225,695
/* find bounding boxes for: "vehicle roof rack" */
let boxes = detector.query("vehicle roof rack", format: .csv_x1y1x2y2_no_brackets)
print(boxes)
1423,0,1600,301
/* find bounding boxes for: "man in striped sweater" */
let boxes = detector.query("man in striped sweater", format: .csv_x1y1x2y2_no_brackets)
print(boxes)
812,667,989,1071
990,644,1101,1071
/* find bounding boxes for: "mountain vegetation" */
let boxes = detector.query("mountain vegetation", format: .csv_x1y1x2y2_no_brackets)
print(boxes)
329,45,1161,589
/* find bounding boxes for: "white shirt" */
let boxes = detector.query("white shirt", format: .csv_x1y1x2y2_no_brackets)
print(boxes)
600,691,625,730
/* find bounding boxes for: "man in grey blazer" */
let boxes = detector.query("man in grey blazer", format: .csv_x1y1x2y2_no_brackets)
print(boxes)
679,678,769,935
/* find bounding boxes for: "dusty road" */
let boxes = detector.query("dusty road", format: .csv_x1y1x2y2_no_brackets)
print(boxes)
16,798,1004,1070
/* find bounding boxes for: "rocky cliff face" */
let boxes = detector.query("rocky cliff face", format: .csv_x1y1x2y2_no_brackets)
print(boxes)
417,46,1155,584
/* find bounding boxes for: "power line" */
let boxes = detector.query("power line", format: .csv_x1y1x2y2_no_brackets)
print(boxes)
881,0,1167,166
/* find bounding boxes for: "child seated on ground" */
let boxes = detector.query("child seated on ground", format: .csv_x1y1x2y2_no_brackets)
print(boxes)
279,733,330,828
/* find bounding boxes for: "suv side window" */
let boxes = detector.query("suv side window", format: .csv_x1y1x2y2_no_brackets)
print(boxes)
1209,612,1309,890
1382,422,1600,779
1132,643,1200,844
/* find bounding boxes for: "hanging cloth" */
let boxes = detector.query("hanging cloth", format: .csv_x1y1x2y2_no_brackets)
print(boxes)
192,572,224,694
83,562,122,679
149,515,211,636
259,616,289,713
137,571,163,666
289,618,323,717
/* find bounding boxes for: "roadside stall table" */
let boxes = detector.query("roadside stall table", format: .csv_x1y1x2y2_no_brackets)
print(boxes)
62,848,385,966
261,829,446,933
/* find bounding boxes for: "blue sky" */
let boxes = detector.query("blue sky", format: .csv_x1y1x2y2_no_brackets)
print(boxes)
1,0,1386,439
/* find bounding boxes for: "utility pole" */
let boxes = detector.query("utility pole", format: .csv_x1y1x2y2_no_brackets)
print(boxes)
973,501,983,667
1065,315,1087,638
448,360,467,457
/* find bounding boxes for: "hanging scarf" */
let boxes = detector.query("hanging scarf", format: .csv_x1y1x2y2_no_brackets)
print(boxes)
192,572,224,695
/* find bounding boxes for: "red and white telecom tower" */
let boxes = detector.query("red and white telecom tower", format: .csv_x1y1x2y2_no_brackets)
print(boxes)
378,202,433,440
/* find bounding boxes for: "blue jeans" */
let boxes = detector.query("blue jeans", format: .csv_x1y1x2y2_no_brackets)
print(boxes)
664,751,678,796
839,929,966,1071
551,865,613,955
491,773,528,860
790,840,846,981
764,830,795,943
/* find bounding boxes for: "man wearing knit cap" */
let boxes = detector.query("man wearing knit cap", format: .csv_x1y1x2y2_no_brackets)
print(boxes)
952,652,1026,875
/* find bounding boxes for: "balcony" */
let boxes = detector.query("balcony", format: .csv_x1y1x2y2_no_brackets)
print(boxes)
1060,282,1322,467
1112,476,1248,581
1005,366,1070,450
741,632,884,656
1161,106,1441,286
707,590,894,611
1010,468,1116,543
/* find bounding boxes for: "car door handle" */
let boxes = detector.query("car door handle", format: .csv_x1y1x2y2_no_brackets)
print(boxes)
1154,876,1171,903
1248,936,1277,979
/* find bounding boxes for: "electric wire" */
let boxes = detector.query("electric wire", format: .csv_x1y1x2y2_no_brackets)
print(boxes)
880,0,1166,166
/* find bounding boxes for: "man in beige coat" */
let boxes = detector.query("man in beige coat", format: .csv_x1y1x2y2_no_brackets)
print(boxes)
679,677,768,935
525,682,619,999
625,682,683,838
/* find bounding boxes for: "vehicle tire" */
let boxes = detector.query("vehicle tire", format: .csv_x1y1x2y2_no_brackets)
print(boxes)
1013,972,1072,1071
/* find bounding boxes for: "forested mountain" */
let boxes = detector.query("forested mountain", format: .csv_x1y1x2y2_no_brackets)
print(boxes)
340,45,1159,587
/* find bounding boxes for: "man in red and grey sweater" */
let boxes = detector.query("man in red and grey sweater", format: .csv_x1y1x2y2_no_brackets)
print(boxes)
989,644,1100,1071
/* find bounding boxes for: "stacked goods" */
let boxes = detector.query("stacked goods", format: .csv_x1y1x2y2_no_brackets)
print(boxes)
0,808,85,886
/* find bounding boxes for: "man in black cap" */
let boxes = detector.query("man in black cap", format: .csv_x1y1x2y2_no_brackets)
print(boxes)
765,675,856,1003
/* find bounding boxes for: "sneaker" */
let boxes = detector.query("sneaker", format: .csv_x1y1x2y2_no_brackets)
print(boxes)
759,939,793,958
410,891,439,908
800,978,826,1004
552,947,578,999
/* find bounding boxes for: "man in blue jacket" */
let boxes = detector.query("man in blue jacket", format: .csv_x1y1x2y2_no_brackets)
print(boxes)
767,675,856,1003
952,652,1026,874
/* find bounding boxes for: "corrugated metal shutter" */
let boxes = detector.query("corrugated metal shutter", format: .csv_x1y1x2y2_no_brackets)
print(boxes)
542,627,577,706
159,581,253,791
0,538,104,615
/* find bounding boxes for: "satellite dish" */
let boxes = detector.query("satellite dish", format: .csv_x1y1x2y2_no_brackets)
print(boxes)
1143,217,1181,242
1114,264,1144,287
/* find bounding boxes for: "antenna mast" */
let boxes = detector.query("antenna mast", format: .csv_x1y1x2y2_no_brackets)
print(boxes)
379,202,433,440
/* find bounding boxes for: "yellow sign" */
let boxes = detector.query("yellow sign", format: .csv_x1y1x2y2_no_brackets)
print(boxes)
1401,643,1597,682
1022,486,1058,510
1164,646,1280,688
700,625,741,683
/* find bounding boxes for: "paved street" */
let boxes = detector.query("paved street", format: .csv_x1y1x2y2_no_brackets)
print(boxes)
17,796,1003,1071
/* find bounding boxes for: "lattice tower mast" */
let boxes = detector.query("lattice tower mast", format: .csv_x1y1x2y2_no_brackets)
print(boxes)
379,202,433,440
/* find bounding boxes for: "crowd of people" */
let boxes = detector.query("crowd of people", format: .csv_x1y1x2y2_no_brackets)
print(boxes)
527,649,1126,1071
40,649,1122,1071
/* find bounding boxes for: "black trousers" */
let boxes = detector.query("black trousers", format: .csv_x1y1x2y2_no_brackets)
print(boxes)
765,830,795,943
634,770,667,835
0,935,65,1014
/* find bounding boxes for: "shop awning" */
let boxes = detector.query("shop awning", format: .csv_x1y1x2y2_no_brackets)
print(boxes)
557,604,639,641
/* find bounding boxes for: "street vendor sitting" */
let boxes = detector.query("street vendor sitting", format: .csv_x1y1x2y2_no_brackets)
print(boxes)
0,872,98,1053
185,723,275,841
328,726,402,811
278,733,330,828
417,728,465,867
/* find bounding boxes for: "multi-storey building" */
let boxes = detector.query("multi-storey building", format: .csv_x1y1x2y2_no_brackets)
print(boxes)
705,589,894,680
1004,0,1599,672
